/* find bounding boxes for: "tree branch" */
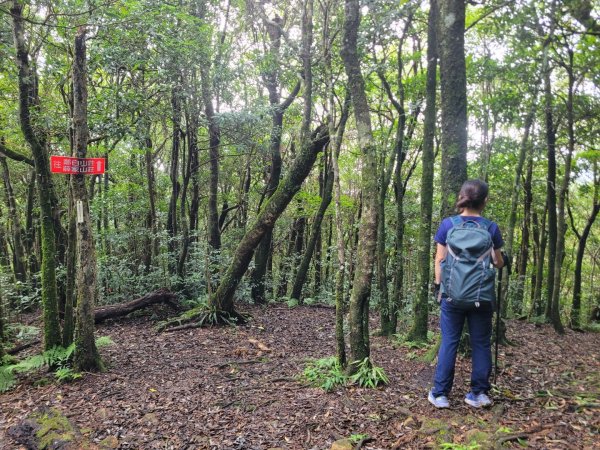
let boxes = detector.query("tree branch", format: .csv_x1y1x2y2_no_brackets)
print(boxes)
0,142,34,166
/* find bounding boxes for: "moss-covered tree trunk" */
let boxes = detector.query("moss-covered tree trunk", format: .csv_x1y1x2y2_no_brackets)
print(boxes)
71,26,102,371
341,0,378,371
11,1,61,350
207,127,329,317
408,0,438,342
438,0,468,217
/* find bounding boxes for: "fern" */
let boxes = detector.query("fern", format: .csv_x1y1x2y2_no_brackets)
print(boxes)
349,358,389,388
0,336,115,392
95,336,115,348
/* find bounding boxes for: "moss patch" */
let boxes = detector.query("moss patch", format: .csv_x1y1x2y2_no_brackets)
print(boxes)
32,408,76,448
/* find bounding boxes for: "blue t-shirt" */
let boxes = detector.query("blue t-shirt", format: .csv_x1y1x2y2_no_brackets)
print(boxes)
434,216,504,249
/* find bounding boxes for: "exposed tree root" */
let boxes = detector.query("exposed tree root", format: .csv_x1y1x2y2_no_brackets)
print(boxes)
156,307,250,332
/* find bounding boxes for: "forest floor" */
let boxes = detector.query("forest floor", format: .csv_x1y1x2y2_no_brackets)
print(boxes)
0,304,598,449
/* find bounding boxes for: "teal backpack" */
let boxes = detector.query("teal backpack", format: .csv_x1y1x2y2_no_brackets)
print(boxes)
440,216,496,308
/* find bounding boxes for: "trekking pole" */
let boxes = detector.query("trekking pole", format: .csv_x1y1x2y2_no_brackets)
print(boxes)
494,263,503,385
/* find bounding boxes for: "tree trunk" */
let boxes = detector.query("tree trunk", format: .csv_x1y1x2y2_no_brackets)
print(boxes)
409,0,437,342
71,26,102,371
167,85,182,268
250,17,300,303
207,127,329,317
62,194,76,347
550,50,575,334
437,0,468,216
515,145,534,314
291,167,334,301
0,155,27,283
498,91,537,339
95,289,178,323
341,0,379,371
11,1,61,350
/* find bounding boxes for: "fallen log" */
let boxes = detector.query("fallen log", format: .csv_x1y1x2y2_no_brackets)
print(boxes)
7,290,179,354
94,288,179,324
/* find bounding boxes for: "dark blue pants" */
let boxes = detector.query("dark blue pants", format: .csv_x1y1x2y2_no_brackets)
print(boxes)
432,297,493,397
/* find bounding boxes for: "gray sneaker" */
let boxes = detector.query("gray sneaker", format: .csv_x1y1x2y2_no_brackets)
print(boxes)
428,390,450,408
465,392,492,408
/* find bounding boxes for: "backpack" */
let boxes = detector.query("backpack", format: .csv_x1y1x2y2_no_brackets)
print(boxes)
440,216,496,308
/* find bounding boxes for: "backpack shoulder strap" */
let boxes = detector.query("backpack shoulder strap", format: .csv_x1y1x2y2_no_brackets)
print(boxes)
450,215,463,227
479,217,492,230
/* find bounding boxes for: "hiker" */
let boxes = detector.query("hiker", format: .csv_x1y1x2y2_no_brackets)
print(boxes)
428,179,505,409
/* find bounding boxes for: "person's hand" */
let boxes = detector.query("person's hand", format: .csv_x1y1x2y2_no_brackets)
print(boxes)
501,251,511,273
433,282,441,303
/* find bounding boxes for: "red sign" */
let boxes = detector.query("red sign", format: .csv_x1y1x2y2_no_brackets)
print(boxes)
50,156,106,175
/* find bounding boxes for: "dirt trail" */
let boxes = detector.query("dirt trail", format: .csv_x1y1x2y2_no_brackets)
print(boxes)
1,305,598,449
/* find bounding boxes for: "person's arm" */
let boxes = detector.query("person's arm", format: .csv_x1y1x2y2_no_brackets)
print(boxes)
434,243,447,284
493,249,504,268
433,243,447,302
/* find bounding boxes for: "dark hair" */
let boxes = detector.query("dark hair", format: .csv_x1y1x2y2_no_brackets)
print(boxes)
456,179,489,212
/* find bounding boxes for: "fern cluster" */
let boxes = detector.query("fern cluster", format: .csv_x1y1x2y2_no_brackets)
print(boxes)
301,356,389,392
0,336,114,392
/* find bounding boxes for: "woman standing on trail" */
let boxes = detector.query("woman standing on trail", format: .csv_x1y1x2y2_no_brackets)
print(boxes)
428,179,505,409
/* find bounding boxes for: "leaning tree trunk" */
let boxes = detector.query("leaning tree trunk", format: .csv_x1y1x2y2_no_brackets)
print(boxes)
206,127,329,318
11,1,61,350
570,191,599,329
438,0,468,217
341,0,379,371
409,0,437,343
291,166,334,301
251,16,300,303
71,26,101,371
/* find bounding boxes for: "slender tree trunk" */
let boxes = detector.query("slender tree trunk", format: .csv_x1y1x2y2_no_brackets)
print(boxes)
207,128,329,317
250,17,300,303
550,50,575,334
200,65,221,253
498,92,537,340
570,193,599,328
62,191,76,347
71,26,101,371
167,84,182,275
530,205,548,318
341,0,379,371
515,145,534,314
11,1,61,350
437,0,468,216
0,155,27,282
291,167,334,301
409,0,437,342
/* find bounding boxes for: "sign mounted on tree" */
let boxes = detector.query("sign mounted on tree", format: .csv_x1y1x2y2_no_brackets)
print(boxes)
50,156,105,174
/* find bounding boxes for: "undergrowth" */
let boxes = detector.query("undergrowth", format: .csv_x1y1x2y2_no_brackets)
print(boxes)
301,356,389,391
0,336,114,392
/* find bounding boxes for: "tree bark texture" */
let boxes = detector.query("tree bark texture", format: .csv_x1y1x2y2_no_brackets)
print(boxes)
11,1,61,350
71,26,102,371
341,0,379,369
409,0,438,342
437,0,468,216
208,127,329,316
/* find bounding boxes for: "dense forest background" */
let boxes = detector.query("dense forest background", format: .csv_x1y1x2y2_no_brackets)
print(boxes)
0,0,599,370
